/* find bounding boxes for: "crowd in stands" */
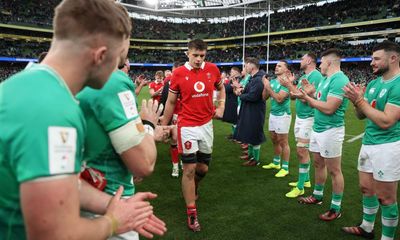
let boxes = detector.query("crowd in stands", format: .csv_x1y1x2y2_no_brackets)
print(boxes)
0,39,49,59
1,0,398,39
0,62,376,86
0,65,20,82
0,38,383,63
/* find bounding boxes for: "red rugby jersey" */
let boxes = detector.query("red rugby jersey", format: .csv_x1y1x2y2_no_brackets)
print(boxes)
149,81,164,103
169,62,222,127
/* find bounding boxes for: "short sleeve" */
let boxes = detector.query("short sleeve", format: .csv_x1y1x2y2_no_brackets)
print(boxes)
169,71,180,94
149,82,155,90
328,74,348,100
364,80,374,100
280,85,289,93
309,72,322,88
13,103,84,183
91,72,139,132
213,65,222,87
387,82,400,107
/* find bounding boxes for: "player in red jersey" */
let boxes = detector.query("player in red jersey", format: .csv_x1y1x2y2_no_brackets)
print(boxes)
149,70,164,103
161,39,225,232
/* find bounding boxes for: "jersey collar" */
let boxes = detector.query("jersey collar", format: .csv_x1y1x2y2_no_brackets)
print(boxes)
184,62,205,71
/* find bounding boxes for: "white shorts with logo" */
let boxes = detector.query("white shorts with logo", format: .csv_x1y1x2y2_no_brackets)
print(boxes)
268,113,292,134
357,141,400,182
309,126,344,158
178,120,213,154
294,116,314,140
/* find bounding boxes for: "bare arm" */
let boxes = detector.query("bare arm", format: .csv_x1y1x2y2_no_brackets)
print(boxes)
355,100,400,129
120,135,156,177
79,179,111,214
354,106,367,120
304,94,342,115
21,176,153,240
214,82,226,119
161,92,178,125
119,99,163,177
268,89,289,103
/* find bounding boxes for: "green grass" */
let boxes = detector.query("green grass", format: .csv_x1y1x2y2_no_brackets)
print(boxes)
136,87,399,239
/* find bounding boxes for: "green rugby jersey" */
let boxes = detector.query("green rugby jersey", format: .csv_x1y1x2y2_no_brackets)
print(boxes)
0,64,85,240
362,74,400,145
313,71,349,132
296,70,323,119
77,70,141,197
270,78,291,116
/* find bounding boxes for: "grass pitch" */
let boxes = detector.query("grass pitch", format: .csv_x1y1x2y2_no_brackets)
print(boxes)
136,87,399,239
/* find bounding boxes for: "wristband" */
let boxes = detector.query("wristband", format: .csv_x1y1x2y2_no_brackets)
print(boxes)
144,124,154,136
104,214,118,237
142,120,155,130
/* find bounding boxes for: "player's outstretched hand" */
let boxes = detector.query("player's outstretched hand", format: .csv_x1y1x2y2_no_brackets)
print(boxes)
154,125,173,142
105,187,154,235
290,88,307,100
136,214,167,239
124,192,167,238
140,99,163,127
301,79,316,96
262,76,271,90
343,82,365,104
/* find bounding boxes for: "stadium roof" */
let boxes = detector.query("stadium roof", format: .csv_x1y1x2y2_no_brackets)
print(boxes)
119,0,328,21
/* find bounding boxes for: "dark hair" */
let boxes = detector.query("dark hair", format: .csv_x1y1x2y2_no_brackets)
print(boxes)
173,61,182,69
372,40,400,55
245,57,260,69
279,59,290,68
38,52,48,63
279,60,294,72
306,52,317,64
188,39,207,51
321,48,342,58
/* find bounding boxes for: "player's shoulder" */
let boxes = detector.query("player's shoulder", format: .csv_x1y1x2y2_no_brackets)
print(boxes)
309,69,323,79
174,65,187,74
367,77,380,87
331,71,349,84
204,62,219,71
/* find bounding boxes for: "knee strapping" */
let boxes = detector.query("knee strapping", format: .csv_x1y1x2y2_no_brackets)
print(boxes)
297,142,310,148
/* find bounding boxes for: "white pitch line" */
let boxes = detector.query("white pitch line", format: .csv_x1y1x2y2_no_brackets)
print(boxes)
347,133,364,143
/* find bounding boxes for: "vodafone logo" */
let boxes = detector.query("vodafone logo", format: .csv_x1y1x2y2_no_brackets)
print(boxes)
317,91,321,100
371,99,377,108
194,81,205,93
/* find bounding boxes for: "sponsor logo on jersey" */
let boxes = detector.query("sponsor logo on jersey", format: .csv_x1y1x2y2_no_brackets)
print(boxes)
369,88,375,94
317,91,322,100
194,81,205,93
60,131,69,144
379,89,387,98
371,99,377,108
